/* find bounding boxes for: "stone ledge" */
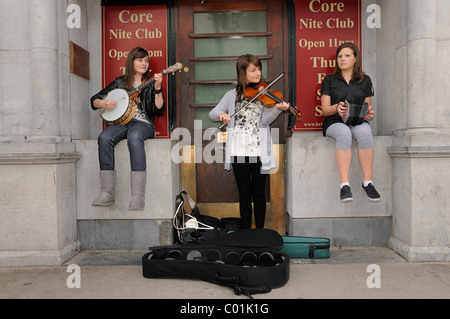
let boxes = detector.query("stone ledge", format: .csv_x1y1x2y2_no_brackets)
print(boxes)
75,139,179,221
288,216,392,247
0,241,81,267
0,152,81,165
388,147,450,158
389,236,450,262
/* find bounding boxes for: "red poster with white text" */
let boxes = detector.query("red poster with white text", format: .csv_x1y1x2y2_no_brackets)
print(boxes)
102,5,169,138
294,0,361,132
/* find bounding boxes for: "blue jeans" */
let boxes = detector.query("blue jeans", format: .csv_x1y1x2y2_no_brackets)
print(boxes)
98,119,155,171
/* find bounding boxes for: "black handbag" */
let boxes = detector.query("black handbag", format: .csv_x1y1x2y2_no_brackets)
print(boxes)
173,191,226,244
142,229,290,298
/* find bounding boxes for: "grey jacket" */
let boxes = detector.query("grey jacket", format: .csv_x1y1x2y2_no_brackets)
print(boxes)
209,89,283,173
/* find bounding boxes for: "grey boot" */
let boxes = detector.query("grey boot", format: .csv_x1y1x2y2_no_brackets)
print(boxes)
129,171,147,210
92,170,116,206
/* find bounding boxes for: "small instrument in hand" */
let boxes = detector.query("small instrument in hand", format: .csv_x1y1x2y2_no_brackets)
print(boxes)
342,100,369,126
100,62,184,125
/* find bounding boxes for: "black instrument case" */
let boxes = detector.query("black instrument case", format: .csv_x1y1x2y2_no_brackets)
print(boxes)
142,228,290,298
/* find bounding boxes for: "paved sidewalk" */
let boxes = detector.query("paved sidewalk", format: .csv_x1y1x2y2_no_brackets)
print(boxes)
0,247,449,299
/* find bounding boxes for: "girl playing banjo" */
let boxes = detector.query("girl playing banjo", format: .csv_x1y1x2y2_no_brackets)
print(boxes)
90,46,165,210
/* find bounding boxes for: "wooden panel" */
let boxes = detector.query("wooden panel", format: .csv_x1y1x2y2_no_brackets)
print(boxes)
196,160,239,203
70,41,90,79
192,0,267,12
189,32,272,38
266,1,288,145
195,137,270,203
269,144,286,234
196,160,272,203
177,0,196,133
198,203,270,229
198,203,241,218
190,137,239,203
180,145,197,200
190,55,272,62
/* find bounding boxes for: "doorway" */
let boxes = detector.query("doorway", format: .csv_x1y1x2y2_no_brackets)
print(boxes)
176,0,290,234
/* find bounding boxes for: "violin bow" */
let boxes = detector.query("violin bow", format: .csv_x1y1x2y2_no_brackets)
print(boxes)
218,72,285,130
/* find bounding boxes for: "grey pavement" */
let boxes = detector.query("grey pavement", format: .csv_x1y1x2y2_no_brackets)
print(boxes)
0,247,449,299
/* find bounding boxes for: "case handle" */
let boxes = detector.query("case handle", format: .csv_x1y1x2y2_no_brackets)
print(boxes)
309,244,316,258
215,273,239,284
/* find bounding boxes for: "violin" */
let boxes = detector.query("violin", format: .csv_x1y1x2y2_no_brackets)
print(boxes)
244,81,302,120
217,73,300,130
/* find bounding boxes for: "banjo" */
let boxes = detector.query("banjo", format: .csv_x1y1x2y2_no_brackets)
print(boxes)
100,62,184,125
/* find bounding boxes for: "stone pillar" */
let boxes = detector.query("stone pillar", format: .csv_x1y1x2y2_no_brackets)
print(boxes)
0,0,81,266
388,0,450,261
406,0,436,129
29,0,59,137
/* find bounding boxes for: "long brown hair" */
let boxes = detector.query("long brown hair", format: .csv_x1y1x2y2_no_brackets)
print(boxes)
124,47,151,90
332,42,365,83
235,54,263,101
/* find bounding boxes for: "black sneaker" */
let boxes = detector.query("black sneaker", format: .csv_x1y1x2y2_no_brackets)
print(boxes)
340,185,353,202
362,183,381,201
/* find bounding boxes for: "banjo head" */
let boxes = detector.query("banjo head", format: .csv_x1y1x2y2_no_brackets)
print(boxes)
101,88,130,122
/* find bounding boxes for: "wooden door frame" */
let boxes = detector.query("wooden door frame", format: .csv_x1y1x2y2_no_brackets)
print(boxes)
176,0,290,234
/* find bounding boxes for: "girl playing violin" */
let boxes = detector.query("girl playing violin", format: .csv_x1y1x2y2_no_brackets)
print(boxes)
209,54,289,229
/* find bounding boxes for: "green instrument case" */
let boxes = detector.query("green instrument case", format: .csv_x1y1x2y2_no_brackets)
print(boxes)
280,236,330,259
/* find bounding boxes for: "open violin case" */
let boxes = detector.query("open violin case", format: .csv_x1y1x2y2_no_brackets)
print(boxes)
142,228,290,298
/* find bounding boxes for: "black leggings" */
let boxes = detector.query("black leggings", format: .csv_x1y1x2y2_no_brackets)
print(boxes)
232,156,268,229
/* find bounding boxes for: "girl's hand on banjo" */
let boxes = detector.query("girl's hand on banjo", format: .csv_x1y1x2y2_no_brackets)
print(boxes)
153,73,163,89
102,100,117,110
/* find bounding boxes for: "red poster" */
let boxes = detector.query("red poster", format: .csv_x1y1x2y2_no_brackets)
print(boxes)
294,0,361,131
102,5,169,138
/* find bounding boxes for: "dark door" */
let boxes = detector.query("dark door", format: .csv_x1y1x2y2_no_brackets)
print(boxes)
176,0,289,233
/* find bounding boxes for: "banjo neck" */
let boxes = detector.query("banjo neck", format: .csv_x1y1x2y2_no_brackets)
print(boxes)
128,70,168,98
128,63,183,98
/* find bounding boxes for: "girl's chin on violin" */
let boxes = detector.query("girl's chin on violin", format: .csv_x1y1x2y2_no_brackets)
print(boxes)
247,78,261,85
